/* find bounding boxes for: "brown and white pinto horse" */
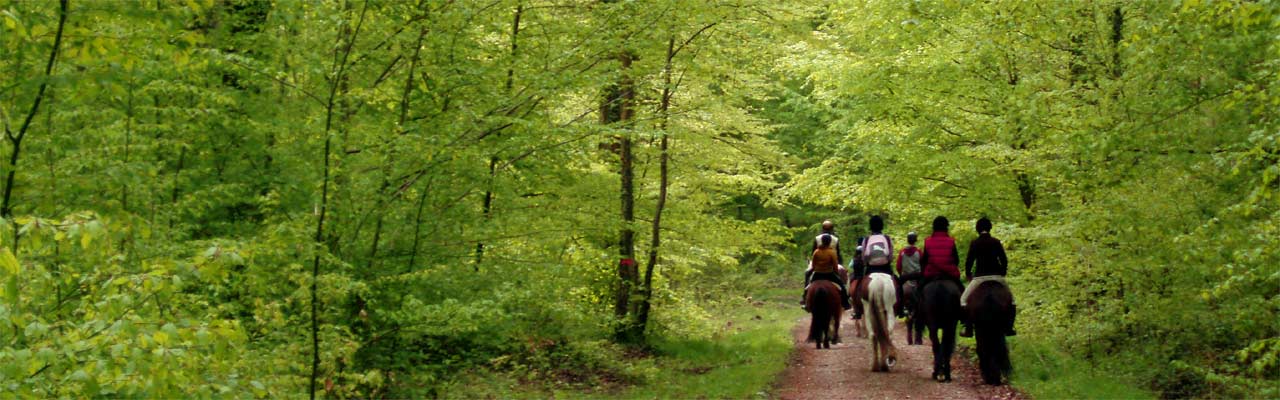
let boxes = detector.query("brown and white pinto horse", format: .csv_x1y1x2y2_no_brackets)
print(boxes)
862,272,898,371
805,280,843,349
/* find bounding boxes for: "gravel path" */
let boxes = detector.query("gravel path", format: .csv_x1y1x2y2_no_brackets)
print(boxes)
772,316,1026,400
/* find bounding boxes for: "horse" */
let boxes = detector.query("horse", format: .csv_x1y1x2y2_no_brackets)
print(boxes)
920,278,961,382
862,272,898,371
966,280,1015,385
805,280,843,349
848,275,868,338
902,279,925,345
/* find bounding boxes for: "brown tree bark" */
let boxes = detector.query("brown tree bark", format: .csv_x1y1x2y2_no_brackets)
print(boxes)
633,36,677,338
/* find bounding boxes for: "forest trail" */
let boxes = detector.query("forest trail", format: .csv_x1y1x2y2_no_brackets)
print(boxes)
772,316,1024,400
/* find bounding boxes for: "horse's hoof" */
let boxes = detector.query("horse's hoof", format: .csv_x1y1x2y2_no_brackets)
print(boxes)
886,357,896,368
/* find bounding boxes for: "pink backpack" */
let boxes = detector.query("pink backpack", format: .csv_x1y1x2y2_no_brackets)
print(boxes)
863,234,891,267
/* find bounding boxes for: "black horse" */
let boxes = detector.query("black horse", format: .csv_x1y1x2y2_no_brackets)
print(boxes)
920,279,961,382
966,280,1015,385
902,280,925,345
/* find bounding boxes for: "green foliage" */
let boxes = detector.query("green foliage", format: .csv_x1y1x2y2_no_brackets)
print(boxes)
1,0,808,397
1,0,1274,397
780,0,1280,397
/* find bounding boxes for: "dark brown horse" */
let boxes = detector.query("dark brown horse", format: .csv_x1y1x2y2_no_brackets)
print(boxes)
805,280,843,349
920,279,961,382
965,280,1015,385
902,280,925,345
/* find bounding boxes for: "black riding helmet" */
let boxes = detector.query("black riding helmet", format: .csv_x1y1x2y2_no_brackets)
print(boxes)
932,216,949,232
907,231,918,244
976,217,992,233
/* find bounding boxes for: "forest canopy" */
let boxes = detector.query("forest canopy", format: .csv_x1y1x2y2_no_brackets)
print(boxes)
0,0,1276,398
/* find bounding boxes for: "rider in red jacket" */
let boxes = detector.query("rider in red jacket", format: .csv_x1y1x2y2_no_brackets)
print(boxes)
921,216,962,285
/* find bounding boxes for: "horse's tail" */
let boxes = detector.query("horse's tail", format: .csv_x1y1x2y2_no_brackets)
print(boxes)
807,286,830,343
974,282,1013,327
867,275,895,341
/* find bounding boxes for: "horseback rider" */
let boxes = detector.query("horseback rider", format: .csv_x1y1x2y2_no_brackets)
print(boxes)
804,234,851,310
920,216,963,295
897,231,923,306
798,220,849,307
897,231,923,281
810,220,844,263
851,216,906,319
961,217,1016,337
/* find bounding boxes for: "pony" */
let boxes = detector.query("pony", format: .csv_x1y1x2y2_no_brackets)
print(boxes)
920,279,961,382
862,272,898,371
902,279,925,345
966,280,1015,385
848,275,868,339
805,280,843,349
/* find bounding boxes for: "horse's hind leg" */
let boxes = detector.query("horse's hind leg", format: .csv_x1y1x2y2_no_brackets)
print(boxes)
942,325,956,382
870,336,882,371
885,335,898,368
832,315,842,344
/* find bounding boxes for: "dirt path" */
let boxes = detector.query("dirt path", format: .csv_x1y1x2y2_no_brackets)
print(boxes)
772,316,1025,400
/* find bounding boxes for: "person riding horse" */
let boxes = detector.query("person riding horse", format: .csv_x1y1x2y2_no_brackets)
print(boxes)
898,231,925,344
920,216,963,300
809,220,844,265
961,217,1016,337
804,232,851,310
898,231,923,287
851,216,905,319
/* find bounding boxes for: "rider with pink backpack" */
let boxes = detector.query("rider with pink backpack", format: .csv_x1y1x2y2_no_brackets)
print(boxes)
851,216,906,319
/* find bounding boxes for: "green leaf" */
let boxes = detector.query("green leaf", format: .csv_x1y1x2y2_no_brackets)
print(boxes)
0,248,18,276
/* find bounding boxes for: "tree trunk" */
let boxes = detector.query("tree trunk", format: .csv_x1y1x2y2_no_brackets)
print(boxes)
2,0,67,234
476,3,522,267
371,20,429,273
311,2,369,398
633,36,677,339
609,51,638,342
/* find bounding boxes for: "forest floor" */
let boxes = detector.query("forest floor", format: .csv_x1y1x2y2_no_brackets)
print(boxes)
772,316,1026,400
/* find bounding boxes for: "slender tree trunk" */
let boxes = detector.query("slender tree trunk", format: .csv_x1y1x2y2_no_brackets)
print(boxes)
2,0,68,238
408,175,435,269
311,2,369,398
611,50,638,342
1110,6,1123,80
475,3,523,266
122,81,133,214
634,36,677,338
370,20,429,272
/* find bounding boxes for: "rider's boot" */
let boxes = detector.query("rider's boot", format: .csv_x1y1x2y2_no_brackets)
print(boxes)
800,271,812,307
837,281,852,310
959,317,973,338
1005,303,1017,336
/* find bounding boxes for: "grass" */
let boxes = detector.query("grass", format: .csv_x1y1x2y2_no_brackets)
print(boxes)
616,286,801,399
433,284,803,399
995,336,1156,399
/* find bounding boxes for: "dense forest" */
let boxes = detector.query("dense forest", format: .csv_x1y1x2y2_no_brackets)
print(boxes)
0,0,1276,398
